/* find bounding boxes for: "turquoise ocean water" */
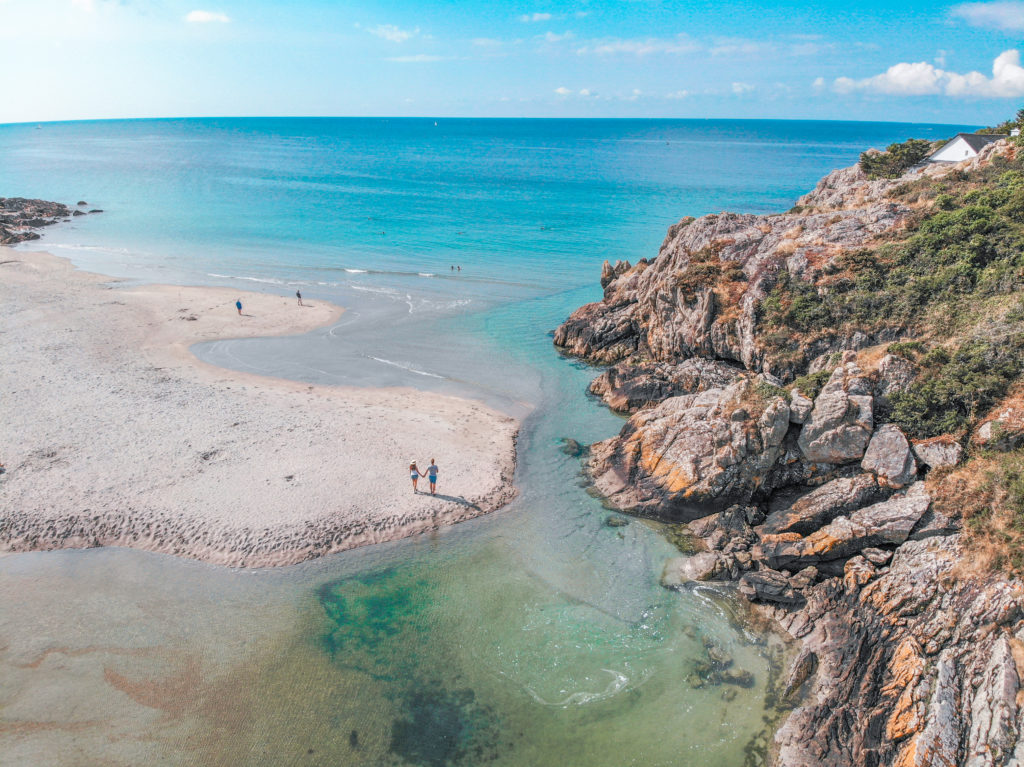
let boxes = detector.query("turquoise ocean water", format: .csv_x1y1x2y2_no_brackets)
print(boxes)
0,118,971,766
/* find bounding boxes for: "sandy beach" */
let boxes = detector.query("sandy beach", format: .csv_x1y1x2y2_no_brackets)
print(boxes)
0,249,518,567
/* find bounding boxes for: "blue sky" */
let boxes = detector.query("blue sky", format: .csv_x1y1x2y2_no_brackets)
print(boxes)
1,0,1023,124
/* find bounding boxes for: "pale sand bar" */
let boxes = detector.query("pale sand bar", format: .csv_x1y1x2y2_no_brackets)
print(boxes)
0,250,518,567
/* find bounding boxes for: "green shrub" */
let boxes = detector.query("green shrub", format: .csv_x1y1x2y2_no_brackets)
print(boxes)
887,340,925,359
790,369,832,400
888,338,1024,439
859,139,934,179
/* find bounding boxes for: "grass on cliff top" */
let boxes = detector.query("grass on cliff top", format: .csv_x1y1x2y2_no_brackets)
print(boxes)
757,154,1024,438
932,448,1024,578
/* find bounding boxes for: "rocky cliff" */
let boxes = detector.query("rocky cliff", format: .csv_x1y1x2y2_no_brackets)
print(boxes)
557,139,1024,766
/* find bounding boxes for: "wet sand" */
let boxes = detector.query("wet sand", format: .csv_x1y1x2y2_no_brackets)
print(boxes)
0,250,518,567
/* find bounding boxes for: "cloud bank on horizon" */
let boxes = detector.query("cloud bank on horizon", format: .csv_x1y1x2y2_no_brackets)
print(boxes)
0,0,1022,124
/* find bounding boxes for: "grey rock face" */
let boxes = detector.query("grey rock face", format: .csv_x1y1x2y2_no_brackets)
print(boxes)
797,363,874,464
861,424,918,488
587,379,804,520
553,193,913,378
760,473,886,536
763,483,931,570
738,568,805,605
588,358,741,414
788,389,814,424
770,534,1024,767
911,436,964,469
875,353,917,402
600,258,632,292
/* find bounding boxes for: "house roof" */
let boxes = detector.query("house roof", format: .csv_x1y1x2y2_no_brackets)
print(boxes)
956,133,1007,152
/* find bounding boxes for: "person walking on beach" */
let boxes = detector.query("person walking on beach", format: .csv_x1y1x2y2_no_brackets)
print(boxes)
235,299,242,315
425,459,439,495
410,461,422,493
296,289,303,306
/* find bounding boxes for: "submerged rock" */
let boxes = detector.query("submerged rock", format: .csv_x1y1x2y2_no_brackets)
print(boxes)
559,437,585,457
661,552,727,585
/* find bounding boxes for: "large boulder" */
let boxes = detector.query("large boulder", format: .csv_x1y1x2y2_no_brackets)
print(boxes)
763,483,931,570
588,379,801,520
861,424,918,488
661,552,729,586
797,362,874,464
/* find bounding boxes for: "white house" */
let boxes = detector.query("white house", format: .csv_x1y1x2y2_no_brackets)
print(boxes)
928,133,1007,163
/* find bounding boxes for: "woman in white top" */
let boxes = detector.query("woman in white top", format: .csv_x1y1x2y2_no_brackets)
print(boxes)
409,461,422,493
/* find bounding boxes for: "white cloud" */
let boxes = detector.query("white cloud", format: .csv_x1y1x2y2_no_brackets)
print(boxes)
472,37,503,47
185,10,230,23
732,82,755,94
812,76,826,91
832,49,1024,98
577,34,699,56
579,88,591,96
520,12,552,22
665,90,690,99
386,54,447,63
952,1,1024,31
543,30,574,43
369,24,419,42
71,0,95,10
554,86,572,95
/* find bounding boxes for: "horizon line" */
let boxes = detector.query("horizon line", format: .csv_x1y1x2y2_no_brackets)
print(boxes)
0,114,983,130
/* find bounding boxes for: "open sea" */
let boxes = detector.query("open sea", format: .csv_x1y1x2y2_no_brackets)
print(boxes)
0,118,973,766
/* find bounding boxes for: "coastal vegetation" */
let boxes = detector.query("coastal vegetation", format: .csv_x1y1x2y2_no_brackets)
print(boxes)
759,155,1024,441
858,138,934,179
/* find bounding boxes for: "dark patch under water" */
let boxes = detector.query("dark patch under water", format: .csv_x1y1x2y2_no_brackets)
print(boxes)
317,566,433,680
388,680,506,767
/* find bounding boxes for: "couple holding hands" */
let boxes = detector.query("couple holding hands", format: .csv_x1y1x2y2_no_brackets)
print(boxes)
409,459,439,494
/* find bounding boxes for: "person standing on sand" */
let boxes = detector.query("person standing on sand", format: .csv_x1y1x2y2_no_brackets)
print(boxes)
410,461,422,493
426,459,439,495
296,290,303,306
235,299,242,315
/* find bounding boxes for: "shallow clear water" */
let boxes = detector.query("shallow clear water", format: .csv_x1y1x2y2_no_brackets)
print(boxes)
0,118,972,765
